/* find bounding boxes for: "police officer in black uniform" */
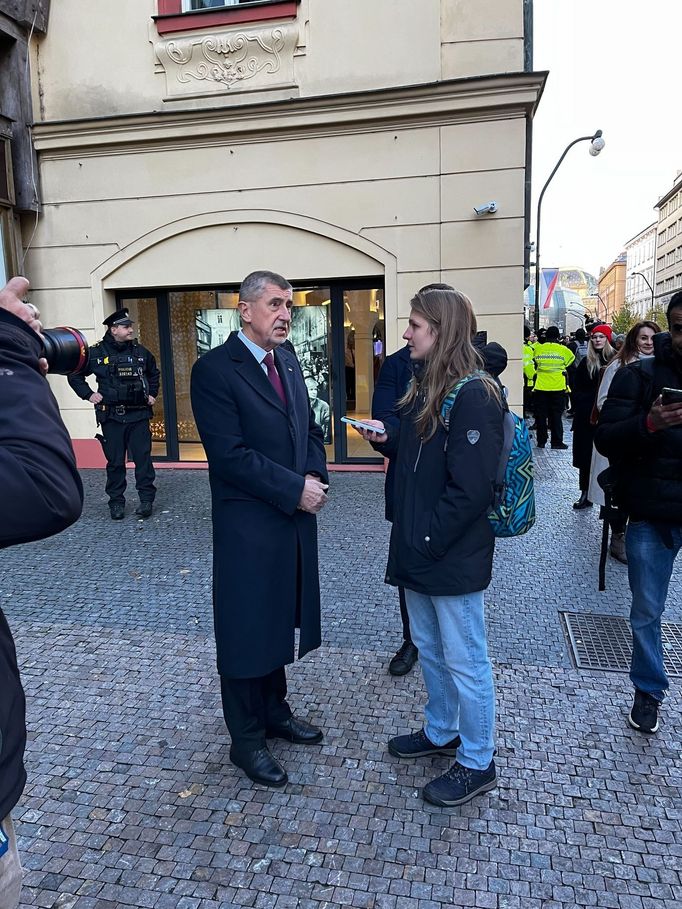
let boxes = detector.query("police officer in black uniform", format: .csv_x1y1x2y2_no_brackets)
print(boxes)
68,308,160,519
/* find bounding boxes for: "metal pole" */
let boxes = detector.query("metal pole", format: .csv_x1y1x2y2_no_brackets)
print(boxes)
631,270,655,308
534,131,603,331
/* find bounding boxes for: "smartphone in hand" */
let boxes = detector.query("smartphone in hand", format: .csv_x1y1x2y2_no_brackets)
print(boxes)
661,387,682,406
341,416,386,434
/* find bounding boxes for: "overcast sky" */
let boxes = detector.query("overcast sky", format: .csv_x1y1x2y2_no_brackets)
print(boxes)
532,0,682,278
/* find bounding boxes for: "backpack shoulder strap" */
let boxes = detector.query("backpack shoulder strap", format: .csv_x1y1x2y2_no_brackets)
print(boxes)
440,371,486,430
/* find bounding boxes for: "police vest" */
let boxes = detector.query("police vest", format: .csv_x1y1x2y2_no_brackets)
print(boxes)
92,343,149,406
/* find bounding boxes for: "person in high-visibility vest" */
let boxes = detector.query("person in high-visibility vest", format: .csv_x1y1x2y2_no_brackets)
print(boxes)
523,325,535,419
532,325,575,449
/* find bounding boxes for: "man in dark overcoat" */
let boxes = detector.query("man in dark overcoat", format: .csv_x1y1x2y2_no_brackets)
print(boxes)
190,270,329,788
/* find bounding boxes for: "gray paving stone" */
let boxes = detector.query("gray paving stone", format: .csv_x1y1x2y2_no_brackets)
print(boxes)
5,452,682,909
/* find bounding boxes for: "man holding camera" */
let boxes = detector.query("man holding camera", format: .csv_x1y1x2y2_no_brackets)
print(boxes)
1,276,83,909
68,309,160,520
596,292,682,735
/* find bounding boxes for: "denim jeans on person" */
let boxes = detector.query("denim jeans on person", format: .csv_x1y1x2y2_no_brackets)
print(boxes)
0,815,22,909
626,521,682,701
404,589,495,770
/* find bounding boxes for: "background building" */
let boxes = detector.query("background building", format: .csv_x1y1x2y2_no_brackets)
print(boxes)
624,222,656,319
19,0,544,465
654,170,682,312
597,252,627,323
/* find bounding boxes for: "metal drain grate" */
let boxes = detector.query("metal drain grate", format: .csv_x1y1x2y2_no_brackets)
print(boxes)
560,611,682,676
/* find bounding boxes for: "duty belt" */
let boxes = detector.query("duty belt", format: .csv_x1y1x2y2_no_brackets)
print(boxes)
98,403,148,415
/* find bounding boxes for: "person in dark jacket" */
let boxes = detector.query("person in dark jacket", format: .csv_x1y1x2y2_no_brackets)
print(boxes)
571,325,614,509
68,309,160,520
357,286,504,808
191,271,329,789
0,277,83,908
372,343,418,675
595,294,682,735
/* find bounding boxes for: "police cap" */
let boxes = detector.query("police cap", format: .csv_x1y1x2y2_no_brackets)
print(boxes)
103,308,134,328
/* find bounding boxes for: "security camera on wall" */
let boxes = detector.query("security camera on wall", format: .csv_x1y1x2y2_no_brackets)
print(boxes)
473,201,498,216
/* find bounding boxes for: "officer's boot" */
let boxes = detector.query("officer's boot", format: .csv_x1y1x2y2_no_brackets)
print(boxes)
110,502,125,520
135,501,153,519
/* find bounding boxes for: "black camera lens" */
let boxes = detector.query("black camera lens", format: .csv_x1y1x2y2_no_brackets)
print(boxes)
41,327,89,376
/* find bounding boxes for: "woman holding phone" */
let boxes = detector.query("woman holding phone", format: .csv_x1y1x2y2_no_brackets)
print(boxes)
357,285,504,807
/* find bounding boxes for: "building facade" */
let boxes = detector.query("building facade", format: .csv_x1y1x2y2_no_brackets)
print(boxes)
624,222,656,319
654,171,682,313
21,0,544,465
597,253,627,324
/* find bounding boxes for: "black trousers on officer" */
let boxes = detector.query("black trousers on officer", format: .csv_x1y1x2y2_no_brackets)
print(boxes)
101,418,156,506
220,668,292,758
533,391,565,446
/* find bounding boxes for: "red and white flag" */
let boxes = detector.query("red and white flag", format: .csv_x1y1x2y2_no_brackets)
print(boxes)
540,268,559,310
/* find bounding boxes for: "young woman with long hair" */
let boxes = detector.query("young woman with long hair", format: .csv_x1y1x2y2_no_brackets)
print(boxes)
357,285,504,807
571,325,616,509
588,321,662,561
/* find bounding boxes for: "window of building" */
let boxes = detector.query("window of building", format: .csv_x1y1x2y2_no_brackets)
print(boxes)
155,0,298,35
182,0,269,9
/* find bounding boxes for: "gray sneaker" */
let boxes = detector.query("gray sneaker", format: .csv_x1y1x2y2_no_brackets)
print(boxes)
388,729,460,759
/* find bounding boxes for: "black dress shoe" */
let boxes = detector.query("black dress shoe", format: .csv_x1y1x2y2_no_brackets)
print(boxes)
573,492,593,510
109,503,125,520
266,716,323,745
135,501,153,518
551,442,568,450
388,641,418,676
230,746,288,787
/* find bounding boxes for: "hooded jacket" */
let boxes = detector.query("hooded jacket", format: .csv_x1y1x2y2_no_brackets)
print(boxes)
595,331,682,523
0,309,83,821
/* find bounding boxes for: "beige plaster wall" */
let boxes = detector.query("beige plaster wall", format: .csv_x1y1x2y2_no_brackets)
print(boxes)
26,111,530,434
32,0,525,121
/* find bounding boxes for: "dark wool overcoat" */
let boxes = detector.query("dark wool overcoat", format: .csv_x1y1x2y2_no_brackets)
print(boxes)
571,357,604,474
190,332,328,679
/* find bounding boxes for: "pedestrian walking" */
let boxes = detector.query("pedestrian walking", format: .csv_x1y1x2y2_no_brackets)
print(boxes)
67,309,160,520
0,277,83,909
357,285,504,807
190,270,329,788
595,293,682,734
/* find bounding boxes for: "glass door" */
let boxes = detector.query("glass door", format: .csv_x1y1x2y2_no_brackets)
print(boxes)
119,278,385,464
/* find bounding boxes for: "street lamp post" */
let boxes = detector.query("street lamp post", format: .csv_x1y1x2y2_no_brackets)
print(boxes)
533,130,605,332
629,270,655,311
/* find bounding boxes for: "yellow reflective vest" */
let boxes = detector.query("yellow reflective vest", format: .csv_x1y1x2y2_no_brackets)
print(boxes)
523,341,536,387
533,342,575,392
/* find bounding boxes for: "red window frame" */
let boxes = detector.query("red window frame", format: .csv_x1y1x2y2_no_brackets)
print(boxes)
154,0,298,36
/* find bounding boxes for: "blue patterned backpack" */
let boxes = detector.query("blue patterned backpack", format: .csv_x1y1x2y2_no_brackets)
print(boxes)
440,374,536,538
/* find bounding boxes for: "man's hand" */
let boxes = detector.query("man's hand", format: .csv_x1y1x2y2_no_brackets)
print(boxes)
89,392,104,404
147,395,156,405
648,396,682,431
0,276,43,337
298,476,329,513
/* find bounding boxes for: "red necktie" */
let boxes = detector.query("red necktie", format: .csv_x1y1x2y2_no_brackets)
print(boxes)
263,352,287,406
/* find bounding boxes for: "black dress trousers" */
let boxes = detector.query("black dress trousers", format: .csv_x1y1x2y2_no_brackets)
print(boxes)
220,668,293,757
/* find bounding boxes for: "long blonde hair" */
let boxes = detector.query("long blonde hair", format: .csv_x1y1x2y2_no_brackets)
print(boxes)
399,287,500,440
586,332,615,378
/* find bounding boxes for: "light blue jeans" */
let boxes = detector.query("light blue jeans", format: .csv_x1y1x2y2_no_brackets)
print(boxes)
626,521,682,701
404,588,495,770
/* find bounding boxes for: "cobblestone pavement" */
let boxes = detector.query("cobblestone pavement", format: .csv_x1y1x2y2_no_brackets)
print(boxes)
4,446,681,909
